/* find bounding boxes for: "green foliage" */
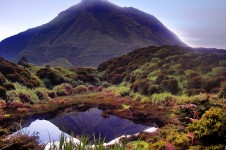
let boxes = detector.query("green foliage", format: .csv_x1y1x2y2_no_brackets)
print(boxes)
48,133,125,150
166,131,190,149
148,69,160,81
188,107,226,145
7,83,39,103
125,141,149,150
53,83,73,96
121,104,131,110
189,145,225,150
98,45,226,97
35,87,52,101
149,127,190,150
219,86,226,99
160,78,179,94
0,58,39,88
115,84,131,97
149,140,166,150
36,68,66,88
151,92,175,106
131,79,158,96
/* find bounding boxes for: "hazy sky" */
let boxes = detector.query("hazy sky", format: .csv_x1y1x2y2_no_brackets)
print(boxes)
0,0,226,49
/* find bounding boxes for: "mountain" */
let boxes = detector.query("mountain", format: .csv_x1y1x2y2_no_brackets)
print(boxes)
0,0,186,67
98,45,226,96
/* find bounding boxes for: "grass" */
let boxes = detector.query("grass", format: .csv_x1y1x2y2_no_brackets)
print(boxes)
7,83,39,102
46,132,126,150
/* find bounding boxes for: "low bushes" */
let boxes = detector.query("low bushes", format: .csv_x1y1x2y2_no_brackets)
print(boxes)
188,107,226,145
0,133,44,150
73,85,88,94
0,58,39,88
159,79,179,94
131,79,158,96
0,73,6,86
35,88,52,101
53,83,73,96
149,127,190,150
36,68,65,87
3,83,15,91
116,85,130,97
0,86,6,100
7,83,39,103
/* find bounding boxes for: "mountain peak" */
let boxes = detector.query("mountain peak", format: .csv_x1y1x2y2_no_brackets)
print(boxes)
0,0,186,67
80,0,110,5
81,0,108,2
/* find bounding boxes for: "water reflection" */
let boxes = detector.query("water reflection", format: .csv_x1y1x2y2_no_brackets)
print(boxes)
18,108,152,143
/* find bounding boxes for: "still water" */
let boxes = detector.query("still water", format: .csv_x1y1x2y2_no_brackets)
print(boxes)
19,108,151,143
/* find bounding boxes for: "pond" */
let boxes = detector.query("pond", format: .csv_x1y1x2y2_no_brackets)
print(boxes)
18,108,155,143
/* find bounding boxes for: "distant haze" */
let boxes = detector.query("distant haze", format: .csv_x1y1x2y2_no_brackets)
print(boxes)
0,0,226,49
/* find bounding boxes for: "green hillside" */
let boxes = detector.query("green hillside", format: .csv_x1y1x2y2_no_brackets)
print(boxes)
98,45,226,149
98,45,226,97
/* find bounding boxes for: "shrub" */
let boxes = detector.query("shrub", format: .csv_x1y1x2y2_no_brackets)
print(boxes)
3,83,16,91
35,88,51,101
205,76,226,93
0,73,6,86
188,107,226,145
87,85,95,91
73,85,88,94
131,79,155,96
219,86,226,99
36,68,65,87
156,74,169,84
7,83,39,103
160,79,179,95
0,86,6,100
111,74,124,84
149,140,166,150
6,73,38,88
151,92,175,106
19,93,34,104
0,133,44,150
96,86,103,92
48,91,57,98
187,89,206,96
188,76,206,89
116,85,130,97
52,84,73,96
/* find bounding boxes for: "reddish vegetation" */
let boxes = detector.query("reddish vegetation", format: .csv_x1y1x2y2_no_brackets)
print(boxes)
0,89,168,137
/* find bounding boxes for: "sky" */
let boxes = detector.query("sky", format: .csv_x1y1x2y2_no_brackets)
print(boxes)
0,0,226,49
